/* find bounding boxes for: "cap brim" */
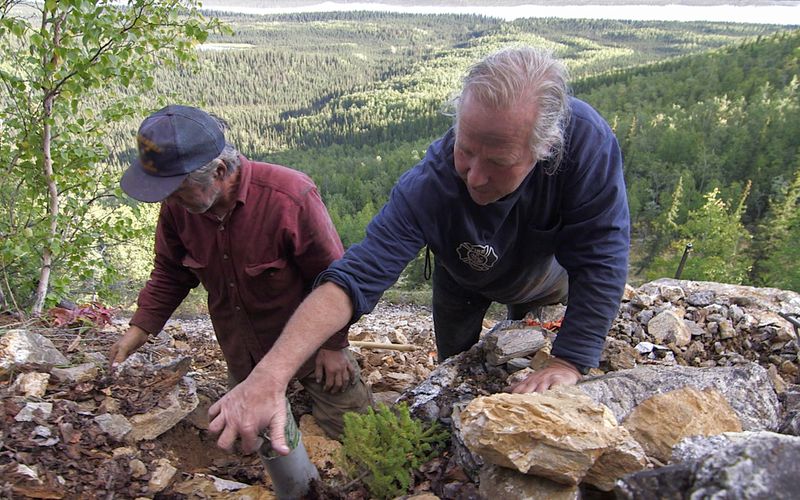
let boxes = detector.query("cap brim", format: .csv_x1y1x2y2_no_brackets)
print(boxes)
121,158,190,203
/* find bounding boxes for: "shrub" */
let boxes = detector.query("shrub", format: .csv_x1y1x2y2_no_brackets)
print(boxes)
340,403,449,499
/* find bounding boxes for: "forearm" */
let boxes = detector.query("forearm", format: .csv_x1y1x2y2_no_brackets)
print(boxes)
249,281,354,387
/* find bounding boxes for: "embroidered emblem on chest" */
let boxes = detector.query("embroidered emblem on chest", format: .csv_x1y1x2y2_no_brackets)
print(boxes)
456,242,498,272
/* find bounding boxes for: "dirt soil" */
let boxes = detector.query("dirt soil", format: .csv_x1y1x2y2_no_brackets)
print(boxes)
1,301,475,499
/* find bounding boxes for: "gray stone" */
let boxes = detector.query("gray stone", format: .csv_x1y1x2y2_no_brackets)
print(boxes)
631,291,656,308
126,376,199,442
506,357,532,372
479,463,579,500
691,431,800,499
0,329,68,378
636,309,655,325
615,462,695,500
717,320,736,340
620,432,800,499
576,363,781,431
94,413,133,442
659,285,685,303
539,304,567,324
671,433,745,463
484,327,547,366
647,310,691,347
687,290,716,307
685,319,705,337
402,341,488,422
15,402,53,422
451,403,484,481
51,362,100,383
779,411,800,436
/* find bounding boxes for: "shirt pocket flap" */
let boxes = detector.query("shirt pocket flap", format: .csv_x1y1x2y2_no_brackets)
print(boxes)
245,259,287,277
181,254,206,270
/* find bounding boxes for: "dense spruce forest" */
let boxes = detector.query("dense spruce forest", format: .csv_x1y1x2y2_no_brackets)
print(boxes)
108,11,799,296
3,6,798,312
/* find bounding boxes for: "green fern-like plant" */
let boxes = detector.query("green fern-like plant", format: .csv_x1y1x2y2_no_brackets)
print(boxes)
339,403,449,499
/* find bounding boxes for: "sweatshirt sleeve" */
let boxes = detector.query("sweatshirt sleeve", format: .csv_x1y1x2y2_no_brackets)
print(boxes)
551,110,630,369
129,205,199,335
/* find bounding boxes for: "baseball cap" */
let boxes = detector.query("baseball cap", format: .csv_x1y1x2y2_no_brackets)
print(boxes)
120,105,226,202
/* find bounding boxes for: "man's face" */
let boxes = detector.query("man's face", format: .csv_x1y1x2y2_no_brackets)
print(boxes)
454,92,538,206
166,176,221,214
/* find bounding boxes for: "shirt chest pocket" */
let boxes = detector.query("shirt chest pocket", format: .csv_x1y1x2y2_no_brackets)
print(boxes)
244,258,296,299
526,220,561,257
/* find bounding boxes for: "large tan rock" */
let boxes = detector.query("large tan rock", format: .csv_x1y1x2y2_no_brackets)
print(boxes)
622,386,742,463
460,389,642,485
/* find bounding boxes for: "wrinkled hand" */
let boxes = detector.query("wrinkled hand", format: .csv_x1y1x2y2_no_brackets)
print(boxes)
315,348,355,393
507,357,582,393
208,375,290,456
108,326,149,372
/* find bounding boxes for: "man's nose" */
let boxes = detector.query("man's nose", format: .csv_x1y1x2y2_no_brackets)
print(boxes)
466,160,489,187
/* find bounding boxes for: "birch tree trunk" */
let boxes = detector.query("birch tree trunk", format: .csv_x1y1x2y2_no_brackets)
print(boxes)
31,11,62,316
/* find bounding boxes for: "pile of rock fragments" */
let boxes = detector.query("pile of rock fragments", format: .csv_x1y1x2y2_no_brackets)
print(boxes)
402,278,800,498
1,278,799,498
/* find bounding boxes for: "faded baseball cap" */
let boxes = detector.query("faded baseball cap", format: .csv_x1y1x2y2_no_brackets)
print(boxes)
120,105,226,202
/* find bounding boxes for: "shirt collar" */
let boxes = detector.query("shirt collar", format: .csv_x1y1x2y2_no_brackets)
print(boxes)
233,154,252,207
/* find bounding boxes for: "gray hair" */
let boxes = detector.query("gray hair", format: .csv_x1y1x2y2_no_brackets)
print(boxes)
187,143,241,186
451,47,571,174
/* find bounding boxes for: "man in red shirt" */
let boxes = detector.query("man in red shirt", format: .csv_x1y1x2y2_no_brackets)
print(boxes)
109,105,372,441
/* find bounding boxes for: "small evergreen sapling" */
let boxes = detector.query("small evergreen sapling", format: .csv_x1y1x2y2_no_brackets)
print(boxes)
339,403,449,499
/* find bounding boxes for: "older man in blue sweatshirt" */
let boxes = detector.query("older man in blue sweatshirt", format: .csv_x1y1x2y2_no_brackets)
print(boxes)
209,46,630,455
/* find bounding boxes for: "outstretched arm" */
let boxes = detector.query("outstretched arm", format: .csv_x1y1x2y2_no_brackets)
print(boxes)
207,282,353,455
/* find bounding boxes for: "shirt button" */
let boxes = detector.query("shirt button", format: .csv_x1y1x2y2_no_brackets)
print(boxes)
223,254,229,260
219,225,225,231
229,282,235,288
235,306,241,311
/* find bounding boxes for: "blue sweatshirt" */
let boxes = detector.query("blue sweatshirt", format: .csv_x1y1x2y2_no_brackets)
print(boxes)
318,97,630,368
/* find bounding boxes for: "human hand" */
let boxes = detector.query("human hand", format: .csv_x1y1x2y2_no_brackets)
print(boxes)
314,348,355,393
208,374,290,456
507,357,582,393
107,326,149,372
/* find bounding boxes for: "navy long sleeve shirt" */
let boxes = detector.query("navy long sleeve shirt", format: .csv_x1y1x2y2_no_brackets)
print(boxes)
319,97,630,368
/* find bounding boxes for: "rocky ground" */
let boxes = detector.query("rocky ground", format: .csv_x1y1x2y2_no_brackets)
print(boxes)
0,300,465,499
2,278,799,499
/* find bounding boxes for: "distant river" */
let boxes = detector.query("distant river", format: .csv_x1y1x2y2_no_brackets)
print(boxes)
202,2,800,25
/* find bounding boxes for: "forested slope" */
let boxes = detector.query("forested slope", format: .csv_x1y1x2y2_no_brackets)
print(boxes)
104,13,798,294
11,10,794,308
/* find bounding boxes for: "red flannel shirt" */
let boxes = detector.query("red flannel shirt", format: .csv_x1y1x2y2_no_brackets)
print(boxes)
130,156,349,382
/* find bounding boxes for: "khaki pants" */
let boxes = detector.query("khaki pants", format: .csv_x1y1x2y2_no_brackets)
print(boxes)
228,349,373,440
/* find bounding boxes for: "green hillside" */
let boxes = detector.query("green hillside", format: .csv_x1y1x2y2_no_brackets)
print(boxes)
3,6,798,311
105,13,800,295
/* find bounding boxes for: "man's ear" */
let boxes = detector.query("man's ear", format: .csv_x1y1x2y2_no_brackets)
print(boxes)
214,160,227,179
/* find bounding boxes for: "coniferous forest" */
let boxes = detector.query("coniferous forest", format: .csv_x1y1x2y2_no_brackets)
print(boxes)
1,4,799,311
